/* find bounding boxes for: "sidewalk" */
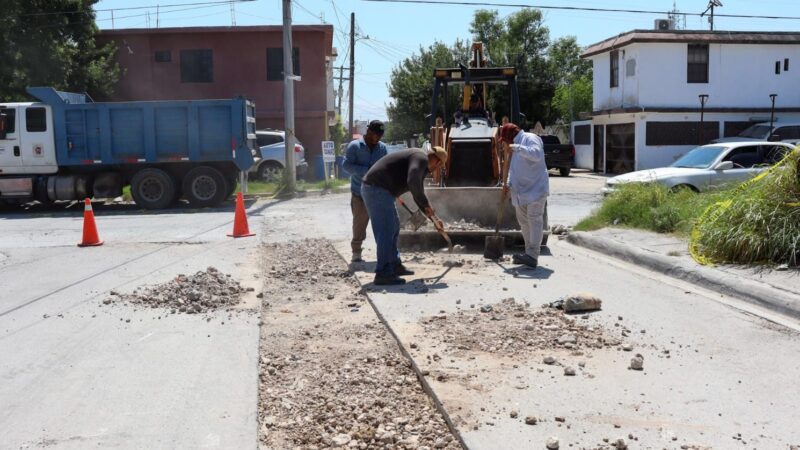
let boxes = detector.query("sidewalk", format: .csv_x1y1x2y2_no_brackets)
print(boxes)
567,228,800,319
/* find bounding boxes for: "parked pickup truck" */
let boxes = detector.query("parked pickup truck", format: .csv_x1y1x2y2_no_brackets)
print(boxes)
540,134,575,177
0,87,256,209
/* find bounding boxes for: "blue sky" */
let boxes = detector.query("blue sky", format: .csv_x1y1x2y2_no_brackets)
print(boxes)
94,0,800,121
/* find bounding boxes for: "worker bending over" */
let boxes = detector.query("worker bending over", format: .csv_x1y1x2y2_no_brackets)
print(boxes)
361,147,448,285
498,123,549,269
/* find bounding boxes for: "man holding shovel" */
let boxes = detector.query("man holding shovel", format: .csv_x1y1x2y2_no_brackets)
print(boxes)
498,123,549,268
361,146,448,285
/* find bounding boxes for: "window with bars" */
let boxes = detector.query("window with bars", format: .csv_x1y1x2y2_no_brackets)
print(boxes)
610,50,619,88
267,48,300,81
180,49,213,83
687,44,709,83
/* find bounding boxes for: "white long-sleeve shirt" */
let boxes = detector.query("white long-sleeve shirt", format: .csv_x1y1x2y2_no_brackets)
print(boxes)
507,131,549,206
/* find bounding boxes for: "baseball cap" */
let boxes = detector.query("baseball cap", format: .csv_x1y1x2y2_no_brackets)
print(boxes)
367,120,385,136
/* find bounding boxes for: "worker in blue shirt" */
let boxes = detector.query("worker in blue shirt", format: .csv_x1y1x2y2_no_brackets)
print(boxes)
342,120,388,263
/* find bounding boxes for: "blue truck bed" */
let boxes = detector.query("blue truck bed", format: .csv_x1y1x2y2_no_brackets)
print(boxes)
26,87,256,171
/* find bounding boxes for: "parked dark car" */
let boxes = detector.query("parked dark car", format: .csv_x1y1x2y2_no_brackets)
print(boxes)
540,134,575,177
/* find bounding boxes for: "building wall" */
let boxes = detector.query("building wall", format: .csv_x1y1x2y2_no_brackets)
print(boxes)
97,26,334,176
570,120,594,170
591,111,800,171
591,42,800,111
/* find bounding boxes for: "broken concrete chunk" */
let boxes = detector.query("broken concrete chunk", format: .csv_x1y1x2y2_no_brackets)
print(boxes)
562,293,602,313
525,416,538,425
543,356,557,365
546,436,560,449
563,366,576,376
630,354,644,371
479,305,493,313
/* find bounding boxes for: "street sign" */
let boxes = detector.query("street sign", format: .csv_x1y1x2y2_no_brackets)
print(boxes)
322,141,335,163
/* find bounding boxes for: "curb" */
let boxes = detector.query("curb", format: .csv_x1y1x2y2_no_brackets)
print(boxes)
242,186,349,200
331,247,471,450
566,231,800,320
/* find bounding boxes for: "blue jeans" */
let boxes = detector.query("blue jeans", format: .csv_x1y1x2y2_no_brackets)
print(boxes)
361,183,400,277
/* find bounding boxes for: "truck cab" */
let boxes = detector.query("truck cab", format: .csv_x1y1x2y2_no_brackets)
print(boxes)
0,103,58,175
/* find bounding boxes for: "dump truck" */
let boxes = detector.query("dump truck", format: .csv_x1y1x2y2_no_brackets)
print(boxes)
0,87,256,209
398,43,549,249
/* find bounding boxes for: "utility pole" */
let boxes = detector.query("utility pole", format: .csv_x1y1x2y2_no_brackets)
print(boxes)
701,0,723,31
348,12,355,138
230,2,236,26
333,66,349,117
282,0,296,192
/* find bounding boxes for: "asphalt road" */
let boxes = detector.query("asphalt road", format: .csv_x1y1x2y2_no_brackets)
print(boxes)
3,172,797,449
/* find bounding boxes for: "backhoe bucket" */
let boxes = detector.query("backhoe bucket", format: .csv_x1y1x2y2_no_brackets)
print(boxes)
397,187,549,251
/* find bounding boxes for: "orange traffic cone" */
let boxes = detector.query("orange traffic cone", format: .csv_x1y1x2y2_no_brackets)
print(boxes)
78,198,103,247
228,192,255,238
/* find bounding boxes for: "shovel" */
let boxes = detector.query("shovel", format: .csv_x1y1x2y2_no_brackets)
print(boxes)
397,198,428,231
484,148,512,260
431,215,454,253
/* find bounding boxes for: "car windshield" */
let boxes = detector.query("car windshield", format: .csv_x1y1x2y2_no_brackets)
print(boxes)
738,124,771,139
671,146,726,169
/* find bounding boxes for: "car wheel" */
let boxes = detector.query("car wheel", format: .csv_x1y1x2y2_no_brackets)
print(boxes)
257,161,283,182
559,167,571,177
670,184,698,194
183,166,229,207
130,168,177,209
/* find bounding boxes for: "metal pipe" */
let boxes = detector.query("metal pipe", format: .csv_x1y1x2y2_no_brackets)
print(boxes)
769,94,778,139
698,94,708,145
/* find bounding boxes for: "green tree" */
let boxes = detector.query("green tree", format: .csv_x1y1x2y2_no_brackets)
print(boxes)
469,8,553,128
548,36,593,125
0,0,120,102
386,40,470,141
329,115,347,154
552,74,593,124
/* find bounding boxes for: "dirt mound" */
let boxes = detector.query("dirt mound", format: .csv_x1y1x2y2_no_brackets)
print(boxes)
105,266,248,314
420,298,620,357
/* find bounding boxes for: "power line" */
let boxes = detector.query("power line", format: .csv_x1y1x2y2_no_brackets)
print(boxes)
361,0,800,21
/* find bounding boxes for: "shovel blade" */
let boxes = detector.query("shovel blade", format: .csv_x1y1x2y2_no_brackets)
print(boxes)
483,235,505,260
410,211,428,231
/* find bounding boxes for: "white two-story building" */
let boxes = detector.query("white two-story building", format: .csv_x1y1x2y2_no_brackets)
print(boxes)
573,29,800,173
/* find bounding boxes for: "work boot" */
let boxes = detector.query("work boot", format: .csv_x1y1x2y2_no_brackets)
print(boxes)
352,250,364,263
511,253,526,264
374,274,406,285
394,263,415,276
514,254,538,268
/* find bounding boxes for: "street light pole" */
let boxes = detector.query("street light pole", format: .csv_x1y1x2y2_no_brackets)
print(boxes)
698,94,709,145
769,94,778,140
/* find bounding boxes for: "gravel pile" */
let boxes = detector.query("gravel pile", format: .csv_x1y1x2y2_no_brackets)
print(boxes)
420,298,620,356
104,266,247,314
258,239,461,450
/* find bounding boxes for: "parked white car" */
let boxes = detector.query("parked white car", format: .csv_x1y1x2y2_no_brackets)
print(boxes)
250,130,308,181
712,122,800,145
602,141,796,195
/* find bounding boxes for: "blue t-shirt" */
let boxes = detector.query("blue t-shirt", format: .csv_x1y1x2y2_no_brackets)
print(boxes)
342,138,387,195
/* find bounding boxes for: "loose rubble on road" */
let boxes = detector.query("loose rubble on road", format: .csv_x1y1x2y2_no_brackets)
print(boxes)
258,239,461,450
419,298,619,358
103,266,250,314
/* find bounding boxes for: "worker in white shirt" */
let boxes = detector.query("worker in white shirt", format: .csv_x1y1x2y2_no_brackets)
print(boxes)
498,122,549,268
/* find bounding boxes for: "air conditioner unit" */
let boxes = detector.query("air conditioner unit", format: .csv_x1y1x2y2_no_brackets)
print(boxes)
654,19,675,31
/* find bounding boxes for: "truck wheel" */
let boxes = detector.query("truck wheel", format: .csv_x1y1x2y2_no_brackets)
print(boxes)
559,167,571,177
257,161,283,182
131,168,177,210
225,173,239,199
183,166,228,207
